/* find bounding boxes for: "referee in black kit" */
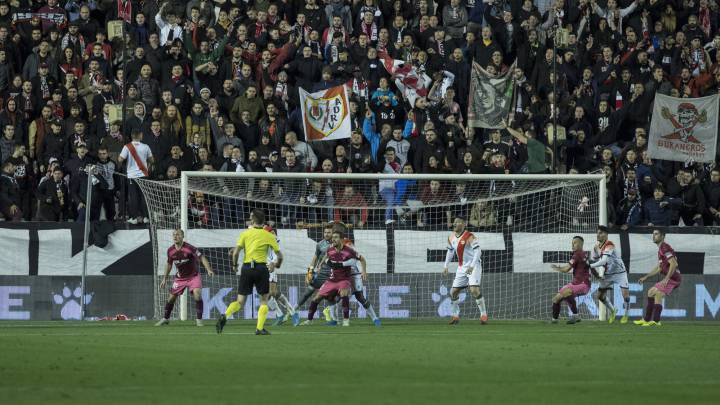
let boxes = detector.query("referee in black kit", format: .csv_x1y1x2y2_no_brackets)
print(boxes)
216,209,283,335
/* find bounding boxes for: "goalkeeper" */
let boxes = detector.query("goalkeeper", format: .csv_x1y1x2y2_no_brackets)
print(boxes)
589,225,631,324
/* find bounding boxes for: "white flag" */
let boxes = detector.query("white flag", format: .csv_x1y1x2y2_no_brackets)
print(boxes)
299,85,352,142
648,93,718,163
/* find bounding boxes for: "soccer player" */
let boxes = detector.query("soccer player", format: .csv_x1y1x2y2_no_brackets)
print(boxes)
301,229,363,326
334,222,381,327
156,229,215,327
262,225,300,326
442,217,487,325
589,225,631,323
634,229,681,327
294,224,337,323
550,236,590,324
216,209,283,335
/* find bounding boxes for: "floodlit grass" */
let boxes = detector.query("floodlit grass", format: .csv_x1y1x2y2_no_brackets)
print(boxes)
1,320,719,404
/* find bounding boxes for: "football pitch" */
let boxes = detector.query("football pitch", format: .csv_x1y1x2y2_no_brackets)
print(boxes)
1,320,719,405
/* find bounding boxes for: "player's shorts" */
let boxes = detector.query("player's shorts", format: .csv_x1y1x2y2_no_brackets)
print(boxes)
559,282,590,297
318,279,352,297
269,271,278,283
311,269,331,289
351,273,363,292
170,273,202,296
451,265,482,289
598,272,629,290
654,278,681,296
238,264,270,295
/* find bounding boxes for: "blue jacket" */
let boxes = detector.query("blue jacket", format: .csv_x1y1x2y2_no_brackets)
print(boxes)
363,115,382,164
370,88,399,107
643,197,681,226
394,179,418,205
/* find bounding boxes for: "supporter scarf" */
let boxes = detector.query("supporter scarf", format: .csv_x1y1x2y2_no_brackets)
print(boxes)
40,76,50,99
700,7,712,39
254,21,265,38
361,21,378,42
117,0,132,24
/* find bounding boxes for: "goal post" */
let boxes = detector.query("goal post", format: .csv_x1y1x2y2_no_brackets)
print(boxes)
139,171,607,322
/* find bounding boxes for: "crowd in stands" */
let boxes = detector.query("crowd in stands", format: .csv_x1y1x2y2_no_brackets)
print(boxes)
0,0,718,228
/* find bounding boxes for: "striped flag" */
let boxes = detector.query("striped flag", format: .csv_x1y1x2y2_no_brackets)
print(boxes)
378,51,432,106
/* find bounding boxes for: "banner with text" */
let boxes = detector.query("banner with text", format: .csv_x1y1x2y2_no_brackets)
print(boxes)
649,93,718,163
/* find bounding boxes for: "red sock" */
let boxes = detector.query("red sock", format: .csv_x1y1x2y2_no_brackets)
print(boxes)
644,297,655,321
552,302,560,319
195,300,203,320
308,301,318,321
566,296,578,314
652,304,663,322
341,296,350,319
164,302,174,319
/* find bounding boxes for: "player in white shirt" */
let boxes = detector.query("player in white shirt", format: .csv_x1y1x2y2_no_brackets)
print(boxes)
442,217,488,325
262,225,300,326
118,131,154,225
588,225,631,324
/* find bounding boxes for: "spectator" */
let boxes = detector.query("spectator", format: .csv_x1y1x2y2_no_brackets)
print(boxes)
703,169,720,225
644,185,680,227
118,132,154,224
0,160,22,221
285,131,317,170
616,188,643,230
36,167,69,221
334,184,368,228
665,169,706,226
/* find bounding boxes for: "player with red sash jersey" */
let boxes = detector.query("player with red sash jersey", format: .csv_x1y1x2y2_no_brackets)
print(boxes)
156,229,215,326
550,236,591,324
635,229,681,326
442,217,487,325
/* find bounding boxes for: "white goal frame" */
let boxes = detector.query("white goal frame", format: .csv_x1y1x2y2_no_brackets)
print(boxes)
175,172,607,321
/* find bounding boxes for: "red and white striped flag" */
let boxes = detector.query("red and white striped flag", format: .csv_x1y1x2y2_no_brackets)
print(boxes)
378,51,431,106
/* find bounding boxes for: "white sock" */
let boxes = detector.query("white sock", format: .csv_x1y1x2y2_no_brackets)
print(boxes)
450,299,460,317
278,294,295,315
476,297,487,316
327,304,337,321
268,297,283,317
366,304,378,321
601,296,615,312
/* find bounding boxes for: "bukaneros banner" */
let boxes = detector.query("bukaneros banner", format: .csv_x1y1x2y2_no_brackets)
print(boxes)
299,85,352,142
467,62,515,129
648,93,719,163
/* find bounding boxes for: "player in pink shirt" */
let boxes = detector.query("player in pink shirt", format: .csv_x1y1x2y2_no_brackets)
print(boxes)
301,230,366,327
550,236,591,324
156,229,215,326
635,229,681,326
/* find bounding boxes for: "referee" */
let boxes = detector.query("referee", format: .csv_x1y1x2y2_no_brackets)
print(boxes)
216,209,283,335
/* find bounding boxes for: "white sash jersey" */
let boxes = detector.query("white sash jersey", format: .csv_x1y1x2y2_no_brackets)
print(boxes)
447,231,481,270
592,241,626,275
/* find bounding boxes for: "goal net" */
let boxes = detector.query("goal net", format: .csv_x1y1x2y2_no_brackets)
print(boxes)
137,172,606,322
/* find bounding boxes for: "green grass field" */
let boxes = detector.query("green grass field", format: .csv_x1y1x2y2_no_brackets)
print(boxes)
1,320,719,405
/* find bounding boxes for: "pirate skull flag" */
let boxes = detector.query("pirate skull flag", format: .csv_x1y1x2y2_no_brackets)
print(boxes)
467,62,515,129
300,85,352,142
649,93,718,163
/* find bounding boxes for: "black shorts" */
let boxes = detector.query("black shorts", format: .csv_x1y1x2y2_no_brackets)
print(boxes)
238,264,270,295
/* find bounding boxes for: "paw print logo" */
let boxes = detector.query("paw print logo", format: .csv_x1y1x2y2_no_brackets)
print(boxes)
431,285,466,317
52,285,93,320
